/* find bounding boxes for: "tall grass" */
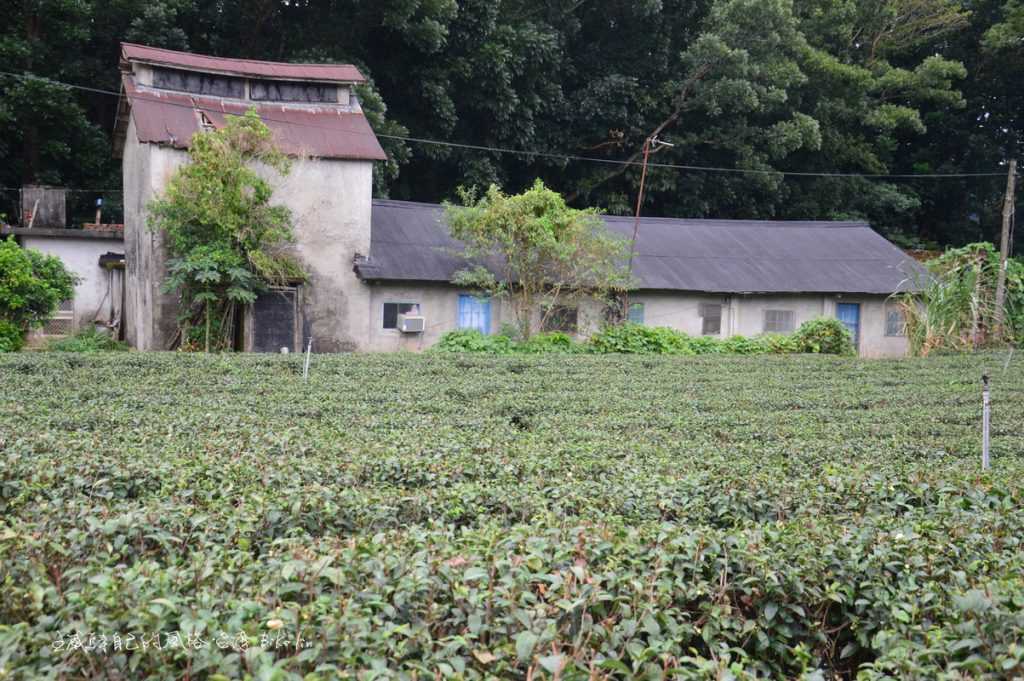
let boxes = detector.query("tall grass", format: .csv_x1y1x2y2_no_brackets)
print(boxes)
898,242,1023,356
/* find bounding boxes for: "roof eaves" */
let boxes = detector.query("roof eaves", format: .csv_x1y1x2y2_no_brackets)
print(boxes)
120,43,367,84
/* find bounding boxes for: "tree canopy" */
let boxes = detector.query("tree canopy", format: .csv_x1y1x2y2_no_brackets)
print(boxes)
445,180,631,337
0,236,76,351
0,0,1020,250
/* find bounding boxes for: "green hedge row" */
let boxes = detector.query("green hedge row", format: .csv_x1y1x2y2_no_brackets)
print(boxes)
435,318,855,356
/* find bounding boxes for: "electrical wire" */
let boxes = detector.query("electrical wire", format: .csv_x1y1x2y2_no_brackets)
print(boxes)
0,69,1010,181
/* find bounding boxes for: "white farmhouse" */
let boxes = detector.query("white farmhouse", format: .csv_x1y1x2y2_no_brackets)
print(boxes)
96,44,924,356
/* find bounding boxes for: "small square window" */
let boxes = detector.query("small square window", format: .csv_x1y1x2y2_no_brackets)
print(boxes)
764,309,795,334
383,302,419,329
543,306,578,333
885,306,906,337
700,303,722,335
603,300,642,325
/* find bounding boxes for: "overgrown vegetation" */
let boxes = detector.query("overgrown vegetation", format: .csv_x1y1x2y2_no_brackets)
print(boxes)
898,242,1024,355
1,352,1022,678
435,318,856,356
147,110,305,352
0,236,76,352
45,328,128,353
445,180,631,338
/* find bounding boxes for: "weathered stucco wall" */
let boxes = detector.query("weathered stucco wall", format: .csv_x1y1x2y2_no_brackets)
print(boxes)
625,292,733,337
726,294,829,337
365,283,508,351
267,157,375,352
122,121,189,350
360,285,909,357
627,292,907,357
830,295,910,358
20,234,122,332
124,130,375,352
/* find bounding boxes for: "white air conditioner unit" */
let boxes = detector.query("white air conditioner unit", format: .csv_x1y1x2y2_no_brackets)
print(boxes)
397,314,425,333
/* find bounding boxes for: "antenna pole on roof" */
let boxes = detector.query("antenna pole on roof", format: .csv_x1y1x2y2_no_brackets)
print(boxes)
623,136,673,320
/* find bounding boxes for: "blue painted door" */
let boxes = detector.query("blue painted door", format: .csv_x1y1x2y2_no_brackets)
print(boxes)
458,294,491,333
836,303,860,348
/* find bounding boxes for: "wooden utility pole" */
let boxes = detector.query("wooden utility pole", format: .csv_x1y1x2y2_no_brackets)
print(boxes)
622,136,673,320
994,159,1016,336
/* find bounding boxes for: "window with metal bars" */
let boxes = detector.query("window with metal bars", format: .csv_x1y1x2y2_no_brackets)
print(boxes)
885,305,907,336
700,303,722,335
543,306,578,333
763,309,795,334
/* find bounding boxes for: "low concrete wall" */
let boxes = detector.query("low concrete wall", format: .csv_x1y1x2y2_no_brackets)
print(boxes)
268,157,374,352
19,233,123,334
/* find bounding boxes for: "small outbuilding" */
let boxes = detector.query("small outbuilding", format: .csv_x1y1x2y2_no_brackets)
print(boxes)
1,225,125,340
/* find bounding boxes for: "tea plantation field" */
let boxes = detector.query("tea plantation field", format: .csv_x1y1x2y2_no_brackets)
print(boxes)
1,352,1023,680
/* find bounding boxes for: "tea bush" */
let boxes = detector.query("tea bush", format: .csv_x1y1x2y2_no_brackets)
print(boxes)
1,352,1022,679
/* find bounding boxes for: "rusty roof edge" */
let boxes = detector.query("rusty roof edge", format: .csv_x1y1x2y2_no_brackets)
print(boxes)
121,43,367,83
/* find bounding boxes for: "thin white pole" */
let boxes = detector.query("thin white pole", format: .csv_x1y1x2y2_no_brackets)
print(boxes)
303,336,313,382
982,374,991,471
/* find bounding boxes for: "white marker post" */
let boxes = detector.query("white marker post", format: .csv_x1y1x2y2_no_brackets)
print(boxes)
303,337,313,382
982,374,991,471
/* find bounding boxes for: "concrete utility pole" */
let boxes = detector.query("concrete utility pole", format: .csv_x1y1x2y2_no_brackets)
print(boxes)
994,160,1016,336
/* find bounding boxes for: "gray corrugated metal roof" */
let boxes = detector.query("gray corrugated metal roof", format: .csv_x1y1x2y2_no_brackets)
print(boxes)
357,199,926,294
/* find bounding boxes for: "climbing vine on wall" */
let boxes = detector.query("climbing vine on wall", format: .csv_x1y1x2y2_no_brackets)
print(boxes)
148,110,305,351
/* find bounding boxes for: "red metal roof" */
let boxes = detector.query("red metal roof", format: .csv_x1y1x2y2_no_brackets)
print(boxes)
121,43,366,83
123,78,387,161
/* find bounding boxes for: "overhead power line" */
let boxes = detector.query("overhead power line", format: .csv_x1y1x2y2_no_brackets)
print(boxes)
0,69,1009,180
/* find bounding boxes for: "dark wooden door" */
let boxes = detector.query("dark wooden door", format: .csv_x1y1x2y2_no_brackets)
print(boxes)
251,288,298,353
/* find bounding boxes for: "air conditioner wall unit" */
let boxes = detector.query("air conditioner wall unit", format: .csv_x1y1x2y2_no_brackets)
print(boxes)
398,314,425,333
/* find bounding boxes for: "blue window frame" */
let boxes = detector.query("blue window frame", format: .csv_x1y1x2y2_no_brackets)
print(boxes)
627,302,644,324
457,294,491,333
836,302,861,347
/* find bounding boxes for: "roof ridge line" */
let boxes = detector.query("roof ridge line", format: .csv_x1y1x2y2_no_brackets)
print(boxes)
372,198,870,226
121,42,359,70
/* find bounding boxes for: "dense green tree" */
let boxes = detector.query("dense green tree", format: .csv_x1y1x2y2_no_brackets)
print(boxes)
0,0,1018,251
445,180,631,338
0,236,77,351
